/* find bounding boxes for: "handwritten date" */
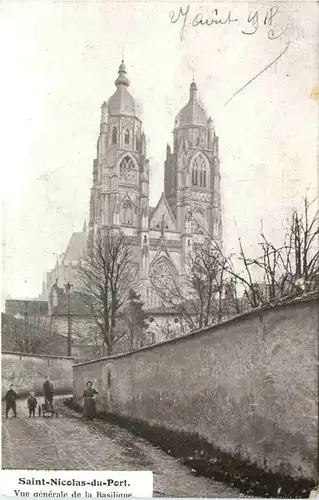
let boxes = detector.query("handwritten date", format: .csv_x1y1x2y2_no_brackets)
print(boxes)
169,5,286,42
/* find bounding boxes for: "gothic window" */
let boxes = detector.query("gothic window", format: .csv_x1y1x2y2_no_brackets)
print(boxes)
136,135,140,151
192,169,198,186
121,200,133,225
125,129,130,145
112,127,117,145
196,136,200,147
119,155,137,183
200,170,207,187
191,153,208,188
150,258,175,292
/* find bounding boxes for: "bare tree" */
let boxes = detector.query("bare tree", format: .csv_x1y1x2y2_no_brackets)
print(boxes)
233,197,319,306
151,237,234,331
78,228,138,355
2,311,55,354
155,196,318,331
287,196,319,289
120,289,149,352
147,316,182,342
194,196,319,310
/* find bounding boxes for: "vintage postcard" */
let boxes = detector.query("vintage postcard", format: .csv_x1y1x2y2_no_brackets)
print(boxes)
1,0,318,498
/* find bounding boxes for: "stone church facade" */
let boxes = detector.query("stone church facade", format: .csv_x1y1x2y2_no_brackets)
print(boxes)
88,60,222,309
43,60,222,347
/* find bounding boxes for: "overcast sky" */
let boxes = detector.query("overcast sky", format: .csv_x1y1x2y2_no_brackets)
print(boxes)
1,0,318,305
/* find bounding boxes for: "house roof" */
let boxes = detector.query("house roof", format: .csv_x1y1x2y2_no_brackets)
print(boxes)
51,291,92,316
5,299,48,317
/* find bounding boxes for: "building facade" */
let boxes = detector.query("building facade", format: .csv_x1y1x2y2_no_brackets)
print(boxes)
87,60,222,308
42,61,223,348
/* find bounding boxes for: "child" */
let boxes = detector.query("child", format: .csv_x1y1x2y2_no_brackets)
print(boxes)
27,392,37,418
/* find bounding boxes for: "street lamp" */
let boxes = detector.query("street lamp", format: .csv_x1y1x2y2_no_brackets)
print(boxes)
65,282,72,356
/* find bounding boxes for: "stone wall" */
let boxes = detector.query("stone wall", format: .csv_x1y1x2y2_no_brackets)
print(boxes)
73,294,318,480
1,351,75,397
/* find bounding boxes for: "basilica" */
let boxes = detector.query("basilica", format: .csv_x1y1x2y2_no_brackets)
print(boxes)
45,60,222,316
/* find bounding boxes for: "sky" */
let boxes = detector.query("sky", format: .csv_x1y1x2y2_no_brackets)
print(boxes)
1,0,318,305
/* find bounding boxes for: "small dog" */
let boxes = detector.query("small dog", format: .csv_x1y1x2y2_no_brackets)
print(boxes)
27,392,38,418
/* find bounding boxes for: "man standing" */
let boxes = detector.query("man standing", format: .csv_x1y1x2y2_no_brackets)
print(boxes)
4,384,17,418
43,375,54,410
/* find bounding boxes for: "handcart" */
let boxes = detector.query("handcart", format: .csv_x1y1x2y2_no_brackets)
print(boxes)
38,399,58,418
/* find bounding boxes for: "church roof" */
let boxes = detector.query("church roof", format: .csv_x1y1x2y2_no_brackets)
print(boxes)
175,81,208,128
149,206,156,217
63,232,86,263
107,61,138,118
149,192,176,231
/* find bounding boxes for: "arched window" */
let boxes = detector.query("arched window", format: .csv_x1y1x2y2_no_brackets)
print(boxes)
196,136,200,147
192,169,198,186
200,170,207,187
119,155,136,183
112,127,117,144
150,257,176,292
191,153,208,188
121,200,133,225
124,129,130,145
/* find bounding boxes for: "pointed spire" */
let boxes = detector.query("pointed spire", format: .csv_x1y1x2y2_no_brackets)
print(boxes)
141,132,146,155
160,213,165,238
41,274,46,298
54,254,59,284
115,59,130,88
189,81,197,103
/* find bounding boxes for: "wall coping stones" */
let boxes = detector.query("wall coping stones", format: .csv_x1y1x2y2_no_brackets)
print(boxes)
73,290,319,367
2,350,76,361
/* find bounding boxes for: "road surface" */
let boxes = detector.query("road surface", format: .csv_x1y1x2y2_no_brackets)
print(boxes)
2,396,239,497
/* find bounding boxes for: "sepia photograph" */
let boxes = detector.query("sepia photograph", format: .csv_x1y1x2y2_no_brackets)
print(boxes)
1,0,318,497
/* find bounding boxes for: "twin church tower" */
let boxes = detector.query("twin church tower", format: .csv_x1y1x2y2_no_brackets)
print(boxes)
88,60,222,308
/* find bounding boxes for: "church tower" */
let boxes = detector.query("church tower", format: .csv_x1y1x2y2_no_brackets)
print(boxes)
164,80,222,266
88,61,150,277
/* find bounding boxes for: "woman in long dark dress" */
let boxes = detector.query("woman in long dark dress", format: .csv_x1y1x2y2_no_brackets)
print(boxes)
82,381,99,420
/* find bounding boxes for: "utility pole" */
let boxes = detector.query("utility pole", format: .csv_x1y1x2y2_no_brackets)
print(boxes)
65,282,72,356
24,300,28,352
